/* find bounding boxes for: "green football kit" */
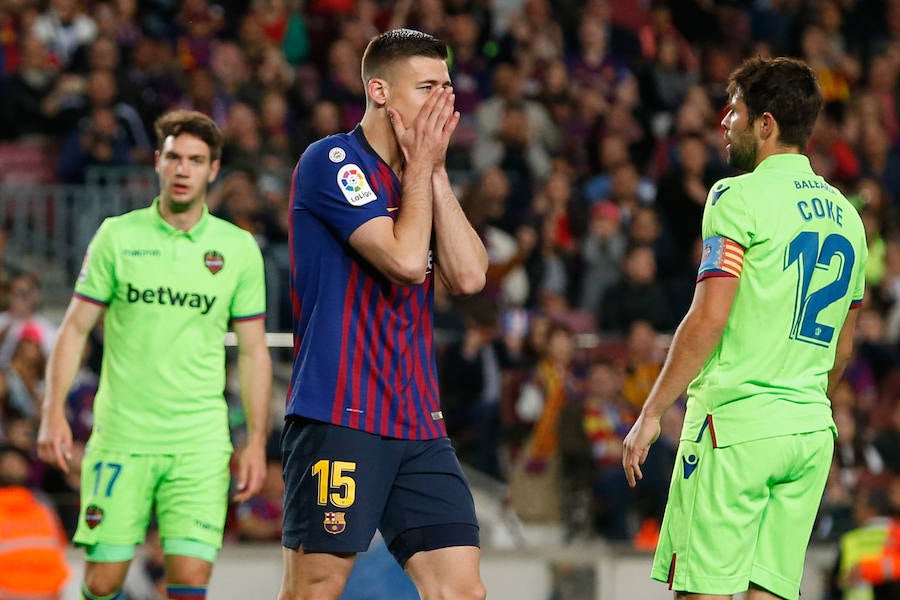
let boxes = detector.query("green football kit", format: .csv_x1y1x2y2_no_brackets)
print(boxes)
652,154,867,599
71,199,266,561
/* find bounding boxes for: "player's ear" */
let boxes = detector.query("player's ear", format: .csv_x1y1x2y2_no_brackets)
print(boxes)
208,159,221,184
367,77,388,107
759,111,777,141
154,150,160,173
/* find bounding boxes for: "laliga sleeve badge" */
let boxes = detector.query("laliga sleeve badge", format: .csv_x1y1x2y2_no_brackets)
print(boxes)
324,511,346,534
85,505,104,529
337,164,378,206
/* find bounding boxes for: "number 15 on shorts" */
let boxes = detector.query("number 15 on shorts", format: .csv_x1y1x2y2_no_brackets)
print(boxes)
312,460,357,508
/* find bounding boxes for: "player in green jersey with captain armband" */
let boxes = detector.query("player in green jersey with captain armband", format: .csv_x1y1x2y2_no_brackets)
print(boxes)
623,57,867,600
37,110,272,600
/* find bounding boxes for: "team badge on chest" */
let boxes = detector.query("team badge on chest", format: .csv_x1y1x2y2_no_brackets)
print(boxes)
324,511,346,535
204,250,224,274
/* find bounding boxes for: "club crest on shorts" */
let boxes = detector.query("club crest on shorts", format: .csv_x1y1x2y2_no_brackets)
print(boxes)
204,250,224,274
324,511,346,535
85,504,104,529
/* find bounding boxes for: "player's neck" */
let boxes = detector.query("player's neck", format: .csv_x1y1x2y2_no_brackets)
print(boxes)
360,113,404,175
158,196,205,232
753,140,800,169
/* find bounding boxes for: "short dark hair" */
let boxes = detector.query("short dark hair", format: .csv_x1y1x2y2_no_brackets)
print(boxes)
726,56,823,150
361,28,448,83
153,109,223,161
0,445,29,487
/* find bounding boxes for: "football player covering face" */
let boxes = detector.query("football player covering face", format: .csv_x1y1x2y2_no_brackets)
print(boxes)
376,55,455,170
155,132,221,218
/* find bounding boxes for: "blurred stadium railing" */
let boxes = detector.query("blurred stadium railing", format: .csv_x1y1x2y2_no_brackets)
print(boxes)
1,170,292,331
0,182,151,300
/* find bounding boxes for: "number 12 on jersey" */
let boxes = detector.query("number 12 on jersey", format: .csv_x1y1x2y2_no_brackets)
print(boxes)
784,231,855,347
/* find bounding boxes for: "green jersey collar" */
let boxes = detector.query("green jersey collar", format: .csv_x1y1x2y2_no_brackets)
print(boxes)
150,197,211,240
755,153,813,174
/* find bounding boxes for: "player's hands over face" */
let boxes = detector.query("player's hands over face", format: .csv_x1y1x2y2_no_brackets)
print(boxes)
233,441,266,502
37,410,74,474
622,412,661,488
388,87,459,168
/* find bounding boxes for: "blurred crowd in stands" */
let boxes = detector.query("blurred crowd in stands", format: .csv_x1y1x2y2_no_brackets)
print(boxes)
3,0,900,579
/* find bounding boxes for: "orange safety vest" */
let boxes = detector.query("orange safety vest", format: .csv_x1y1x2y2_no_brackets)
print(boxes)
0,486,70,598
859,520,900,585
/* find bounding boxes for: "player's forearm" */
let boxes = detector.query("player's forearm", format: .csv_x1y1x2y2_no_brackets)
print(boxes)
238,346,272,446
432,168,487,295
392,159,434,280
42,324,89,417
641,311,724,420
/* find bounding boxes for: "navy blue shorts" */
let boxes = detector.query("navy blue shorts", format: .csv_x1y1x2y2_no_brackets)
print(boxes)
281,416,479,566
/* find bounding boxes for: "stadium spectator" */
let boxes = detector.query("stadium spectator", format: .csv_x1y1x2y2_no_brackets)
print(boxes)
57,106,134,183
320,37,366,129
497,0,563,70
511,324,577,523
0,445,70,599
568,14,630,104
462,168,536,307
441,295,508,479
220,102,264,176
627,205,682,282
2,34,62,139
473,62,561,185
655,132,729,264
0,272,56,371
294,97,342,157
90,0,141,59
619,319,664,410
577,201,625,316
583,132,632,204
55,68,151,159
600,244,672,334
576,361,635,539
179,68,230,127
31,0,97,70
176,0,224,72
6,323,47,420
836,487,900,599
857,119,900,208
122,37,184,130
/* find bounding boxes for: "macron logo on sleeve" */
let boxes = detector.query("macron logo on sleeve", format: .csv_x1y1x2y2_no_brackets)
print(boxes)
711,185,731,205
126,283,216,315
337,164,378,206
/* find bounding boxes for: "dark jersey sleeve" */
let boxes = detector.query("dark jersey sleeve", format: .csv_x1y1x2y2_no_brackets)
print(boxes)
295,139,391,242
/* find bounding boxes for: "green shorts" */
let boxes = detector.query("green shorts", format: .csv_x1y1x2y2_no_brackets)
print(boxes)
73,447,231,558
651,427,833,600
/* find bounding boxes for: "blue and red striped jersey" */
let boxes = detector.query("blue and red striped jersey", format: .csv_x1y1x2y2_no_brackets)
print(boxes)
286,125,446,440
